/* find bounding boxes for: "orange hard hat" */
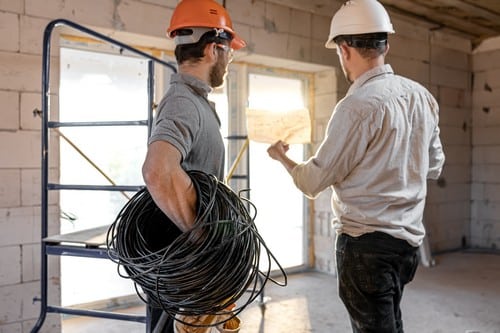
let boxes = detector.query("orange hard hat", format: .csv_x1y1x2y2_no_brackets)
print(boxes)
167,0,246,50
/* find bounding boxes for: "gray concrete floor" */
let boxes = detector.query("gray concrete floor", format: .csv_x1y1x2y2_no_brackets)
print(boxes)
63,251,500,333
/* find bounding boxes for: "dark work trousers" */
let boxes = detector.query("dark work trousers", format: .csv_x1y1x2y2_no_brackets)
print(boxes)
336,232,419,333
148,305,174,333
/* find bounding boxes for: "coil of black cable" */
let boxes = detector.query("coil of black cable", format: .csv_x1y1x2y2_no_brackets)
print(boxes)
106,170,286,326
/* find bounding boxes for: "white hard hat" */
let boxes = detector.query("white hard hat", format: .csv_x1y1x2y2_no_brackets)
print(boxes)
325,0,394,49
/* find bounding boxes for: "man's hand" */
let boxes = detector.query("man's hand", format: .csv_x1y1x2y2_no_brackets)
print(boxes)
267,140,289,160
267,140,297,175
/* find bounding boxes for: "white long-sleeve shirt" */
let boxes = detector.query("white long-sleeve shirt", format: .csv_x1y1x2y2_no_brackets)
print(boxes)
291,64,445,246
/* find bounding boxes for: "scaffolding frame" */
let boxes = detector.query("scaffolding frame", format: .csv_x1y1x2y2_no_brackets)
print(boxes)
31,19,176,333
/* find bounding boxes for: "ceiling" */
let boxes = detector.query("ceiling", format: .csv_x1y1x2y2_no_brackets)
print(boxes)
268,0,500,45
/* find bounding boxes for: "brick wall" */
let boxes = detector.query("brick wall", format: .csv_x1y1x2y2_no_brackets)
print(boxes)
471,37,500,249
0,0,493,331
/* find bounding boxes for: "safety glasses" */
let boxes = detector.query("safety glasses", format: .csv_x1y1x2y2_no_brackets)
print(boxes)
216,43,234,63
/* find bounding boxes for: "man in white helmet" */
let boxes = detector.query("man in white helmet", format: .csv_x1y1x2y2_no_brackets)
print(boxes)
267,0,445,331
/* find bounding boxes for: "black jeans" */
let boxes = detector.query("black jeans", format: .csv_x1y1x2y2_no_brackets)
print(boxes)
336,232,419,333
148,305,174,333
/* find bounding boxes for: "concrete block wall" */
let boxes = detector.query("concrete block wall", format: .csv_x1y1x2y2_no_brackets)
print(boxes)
389,22,473,253
0,0,490,331
471,38,500,249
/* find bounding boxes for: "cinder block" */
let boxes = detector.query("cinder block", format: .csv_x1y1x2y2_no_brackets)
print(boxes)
141,0,178,8
438,86,468,108
437,201,470,222
25,0,115,31
314,68,348,95
0,245,21,285
389,56,429,85
0,12,19,52
431,45,469,71
20,16,51,56
471,183,484,201
310,39,337,67
264,2,290,34
0,51,59,92
440,164,470,184
472,126,500,145
0,0,24,13
484,184,500,202
290,8,311,38
431,30,471,53
472,68,500,91
390,35,429,62
0,131,40,168
226,0,265,29
22,316,61,333
472,89,500,108
0,322,22,333
0,207,38,246
232,22,251,53
0,205,58,247
472,164,500,183
472,200,500,222
0,169,21,208
472,49,500,72
22,243,60,285
314,70,336,95
116,0,170,39
314,94,335,119
287,34,311,63
431,65,470,90
21,168,59,207
442,145,471,165
391,16,430,42
311,14,330,43
469,217,498,248
20,92,44,131
0,90,19,130
472,146,500,164
250,27,288,59
472,106,500,127
439,106,469,127
426,183,469,203
440,125,470,146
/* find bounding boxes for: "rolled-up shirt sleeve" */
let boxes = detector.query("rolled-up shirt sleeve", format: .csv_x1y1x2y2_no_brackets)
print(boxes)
427,125,445,179
291,102,378,199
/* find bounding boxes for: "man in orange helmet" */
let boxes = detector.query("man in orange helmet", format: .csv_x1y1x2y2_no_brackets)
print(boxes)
141,0,245,332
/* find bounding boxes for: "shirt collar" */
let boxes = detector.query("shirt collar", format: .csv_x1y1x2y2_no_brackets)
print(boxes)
171,73,213,97
347,64,394,95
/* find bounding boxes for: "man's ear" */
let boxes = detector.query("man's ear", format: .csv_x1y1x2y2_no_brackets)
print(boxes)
340,43,350,60
204,42,217,63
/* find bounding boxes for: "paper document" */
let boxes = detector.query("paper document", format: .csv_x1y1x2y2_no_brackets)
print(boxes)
245,108,311,144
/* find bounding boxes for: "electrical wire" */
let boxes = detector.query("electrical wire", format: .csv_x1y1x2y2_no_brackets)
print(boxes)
106,170,287,327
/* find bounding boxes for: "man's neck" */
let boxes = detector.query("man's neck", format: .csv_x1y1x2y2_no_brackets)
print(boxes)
178,62,210,85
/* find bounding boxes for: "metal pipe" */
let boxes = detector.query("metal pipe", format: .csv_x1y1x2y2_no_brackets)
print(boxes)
47,306,147,323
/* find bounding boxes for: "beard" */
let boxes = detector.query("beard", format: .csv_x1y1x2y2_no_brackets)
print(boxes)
209,56,227,88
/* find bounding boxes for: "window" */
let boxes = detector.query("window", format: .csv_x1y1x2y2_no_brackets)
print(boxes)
247,73,307,270
59,47,149,306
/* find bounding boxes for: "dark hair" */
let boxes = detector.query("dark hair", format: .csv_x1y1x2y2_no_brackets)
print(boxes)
174,29,233,64
334,32,388,58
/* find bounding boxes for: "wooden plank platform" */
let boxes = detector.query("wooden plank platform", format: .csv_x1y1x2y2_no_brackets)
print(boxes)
43,225,110,247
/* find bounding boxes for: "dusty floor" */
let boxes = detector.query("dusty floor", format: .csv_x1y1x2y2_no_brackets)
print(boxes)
62,251,500,333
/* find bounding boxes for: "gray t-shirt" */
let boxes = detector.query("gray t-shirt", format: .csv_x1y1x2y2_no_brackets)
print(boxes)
148,73,225,180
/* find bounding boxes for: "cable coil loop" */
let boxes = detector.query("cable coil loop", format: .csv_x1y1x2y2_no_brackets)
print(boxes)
107,170,287,327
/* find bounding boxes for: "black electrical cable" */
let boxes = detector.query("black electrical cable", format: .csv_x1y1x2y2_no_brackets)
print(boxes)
106,170,287,327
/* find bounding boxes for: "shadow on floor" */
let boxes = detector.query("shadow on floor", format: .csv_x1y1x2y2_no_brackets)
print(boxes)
63,251,500,333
